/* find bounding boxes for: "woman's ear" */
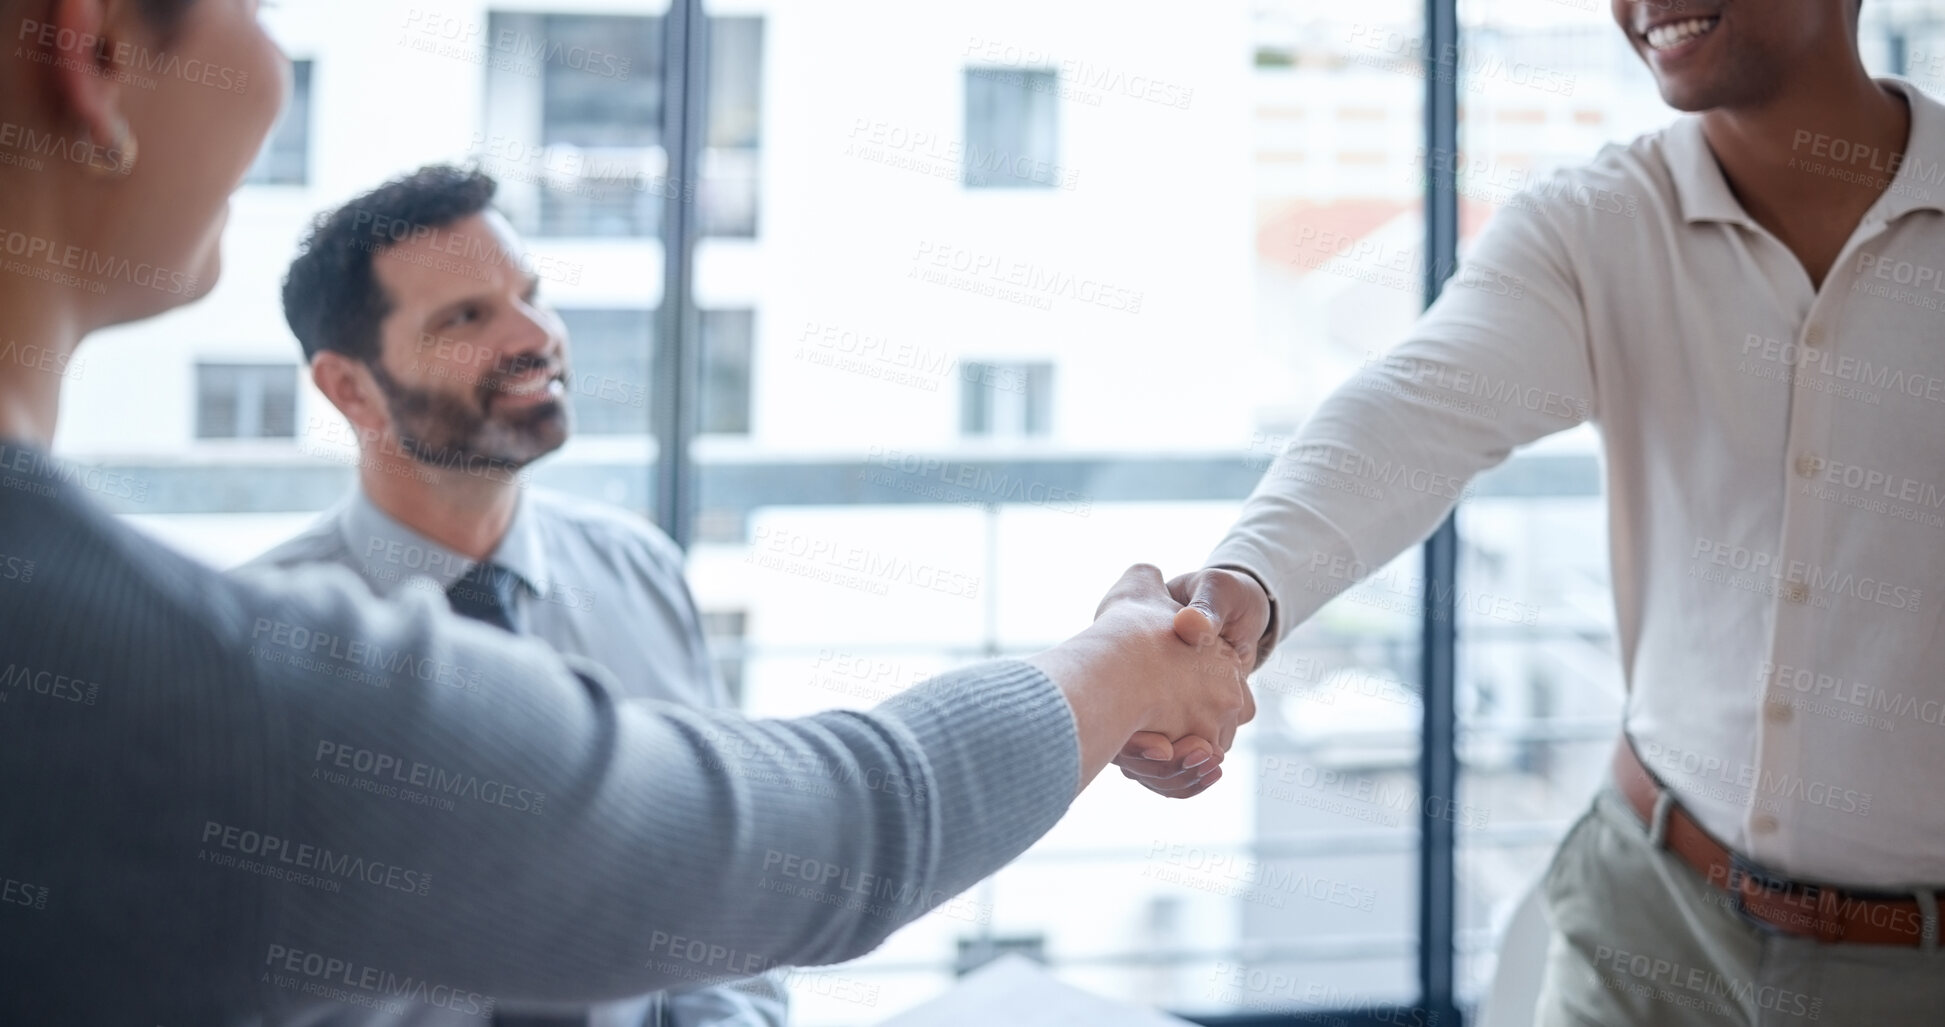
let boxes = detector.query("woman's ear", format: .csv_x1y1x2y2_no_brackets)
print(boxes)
32,0,146,173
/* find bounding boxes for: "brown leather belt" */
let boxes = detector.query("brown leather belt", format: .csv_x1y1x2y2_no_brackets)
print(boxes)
1612,738,1935,947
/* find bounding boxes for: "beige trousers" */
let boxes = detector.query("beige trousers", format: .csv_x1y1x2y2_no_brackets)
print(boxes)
1533,787,1945,1026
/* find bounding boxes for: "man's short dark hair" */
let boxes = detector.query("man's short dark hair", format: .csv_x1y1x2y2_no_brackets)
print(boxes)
282,164,498,364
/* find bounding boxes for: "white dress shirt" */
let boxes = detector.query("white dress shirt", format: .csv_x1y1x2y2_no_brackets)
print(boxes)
1210,78,1945,888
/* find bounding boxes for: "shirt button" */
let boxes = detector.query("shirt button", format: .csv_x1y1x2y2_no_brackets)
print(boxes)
1805,325,1826,346
1766,701,1794,724
1784,582,1810,604
1794,454,1820,478
1751,813,1780,834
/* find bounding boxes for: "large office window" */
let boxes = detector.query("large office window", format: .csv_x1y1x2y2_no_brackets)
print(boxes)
195,363,298,440
56,1,1945,1023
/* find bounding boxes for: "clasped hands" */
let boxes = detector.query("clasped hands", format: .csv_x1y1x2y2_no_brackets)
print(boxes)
1045,564,1273,800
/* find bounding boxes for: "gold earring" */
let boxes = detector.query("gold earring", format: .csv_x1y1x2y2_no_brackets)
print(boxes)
89,116,138,178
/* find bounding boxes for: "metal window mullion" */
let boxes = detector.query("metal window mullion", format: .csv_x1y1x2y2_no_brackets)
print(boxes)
1419,0,1462,1020
656,0,709,548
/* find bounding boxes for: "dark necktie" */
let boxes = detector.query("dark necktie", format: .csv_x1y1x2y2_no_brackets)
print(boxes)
446,560,520,633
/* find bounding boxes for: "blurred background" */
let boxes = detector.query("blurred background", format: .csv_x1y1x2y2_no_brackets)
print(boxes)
50,0,1945,1022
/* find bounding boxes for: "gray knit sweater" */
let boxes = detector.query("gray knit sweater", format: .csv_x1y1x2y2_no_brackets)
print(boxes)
0,441,1079,1024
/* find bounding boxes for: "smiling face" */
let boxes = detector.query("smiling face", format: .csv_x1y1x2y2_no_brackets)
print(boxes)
365,211,572,473
1611,0,1859,112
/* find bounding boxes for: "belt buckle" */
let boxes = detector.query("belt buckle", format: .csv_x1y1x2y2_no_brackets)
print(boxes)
1726,851,1818,937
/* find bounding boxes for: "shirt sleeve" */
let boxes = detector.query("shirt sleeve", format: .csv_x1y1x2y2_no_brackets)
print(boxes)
225,563,1078,1012
1208,195,1598,648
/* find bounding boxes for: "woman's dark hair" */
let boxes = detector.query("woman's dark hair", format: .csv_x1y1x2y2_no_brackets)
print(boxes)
282,164,500,364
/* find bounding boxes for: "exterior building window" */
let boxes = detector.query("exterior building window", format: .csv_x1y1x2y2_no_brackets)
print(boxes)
246,60,311,185
960,361,1052,438
196,364,297,439
962,67,1059,188
485,13,664,239
701,18,764,237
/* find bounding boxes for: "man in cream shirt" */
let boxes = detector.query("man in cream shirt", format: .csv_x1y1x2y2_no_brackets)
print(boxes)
252,165,785,1027
1117,1,1945,1023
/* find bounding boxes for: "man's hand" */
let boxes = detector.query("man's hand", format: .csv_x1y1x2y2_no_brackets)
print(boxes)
1114,567,1272,798
1026,565,1254,794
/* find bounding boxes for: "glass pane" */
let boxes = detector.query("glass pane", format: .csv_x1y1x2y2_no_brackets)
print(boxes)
688,0,1427,1020
53,1,667,564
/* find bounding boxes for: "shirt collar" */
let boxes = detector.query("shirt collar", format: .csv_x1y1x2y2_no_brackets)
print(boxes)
338,488,552,601
1666,77,1945,228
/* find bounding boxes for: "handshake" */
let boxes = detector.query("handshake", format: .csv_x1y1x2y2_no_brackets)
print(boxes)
1026,564,1276,801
